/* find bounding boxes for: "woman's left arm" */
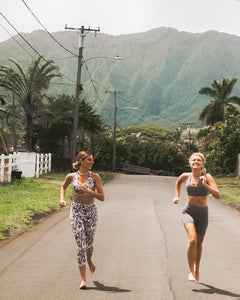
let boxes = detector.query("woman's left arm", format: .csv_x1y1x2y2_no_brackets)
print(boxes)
202,173,220,199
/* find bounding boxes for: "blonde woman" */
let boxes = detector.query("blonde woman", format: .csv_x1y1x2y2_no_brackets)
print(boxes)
59,151,104,289
173,152,220,282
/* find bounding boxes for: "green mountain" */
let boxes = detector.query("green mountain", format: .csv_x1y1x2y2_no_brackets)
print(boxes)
1,27,240,129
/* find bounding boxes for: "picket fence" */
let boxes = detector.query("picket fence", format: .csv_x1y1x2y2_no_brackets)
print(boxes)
0,152,51,183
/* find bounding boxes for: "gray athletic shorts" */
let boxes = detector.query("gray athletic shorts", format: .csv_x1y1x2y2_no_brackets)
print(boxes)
182,203,208,235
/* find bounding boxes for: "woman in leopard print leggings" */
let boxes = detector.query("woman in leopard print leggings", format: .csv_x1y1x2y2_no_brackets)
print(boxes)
60,151,104,289
70,202,98,267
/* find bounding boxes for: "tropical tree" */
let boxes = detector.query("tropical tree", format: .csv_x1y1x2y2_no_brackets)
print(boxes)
0,57,60,150
199,77,240,126
201,104,240,175
117,125,187,174
32,94,105,169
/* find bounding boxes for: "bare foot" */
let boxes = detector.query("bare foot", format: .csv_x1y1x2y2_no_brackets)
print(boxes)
87,257,96,273
188,272,196,281
79,281,87,289
194,269,199,282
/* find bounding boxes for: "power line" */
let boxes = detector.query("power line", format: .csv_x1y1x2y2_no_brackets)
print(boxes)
0,12,42,57
20,0,77,57
86,78,158,126
51,55,76,60
83,61,105,105
0,13,75,84
116,107,153,126
0,22,35,58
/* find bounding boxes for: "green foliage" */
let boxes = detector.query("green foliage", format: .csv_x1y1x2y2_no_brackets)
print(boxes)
117,125,187,174
86,125,188,174
199,77,240,125
31,94,105,170
0,57,60,150
32,94,73,156
201,105,240,174
215,177,240,210
90,134,121,171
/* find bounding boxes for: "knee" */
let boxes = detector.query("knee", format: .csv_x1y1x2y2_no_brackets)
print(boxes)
189,236,197,247
197,238,204,249
77,248,85,255
77,243,87,251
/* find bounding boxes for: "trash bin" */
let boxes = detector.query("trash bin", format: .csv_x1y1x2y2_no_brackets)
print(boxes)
11,169,22,180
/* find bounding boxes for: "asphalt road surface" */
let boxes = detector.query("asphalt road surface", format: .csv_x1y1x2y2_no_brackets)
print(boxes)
0,174,240,300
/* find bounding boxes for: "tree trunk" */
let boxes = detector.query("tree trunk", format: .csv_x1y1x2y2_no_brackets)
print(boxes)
25,113,33,151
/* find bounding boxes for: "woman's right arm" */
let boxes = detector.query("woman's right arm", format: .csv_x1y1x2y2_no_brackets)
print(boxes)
173,173,188,204
59,174,73,207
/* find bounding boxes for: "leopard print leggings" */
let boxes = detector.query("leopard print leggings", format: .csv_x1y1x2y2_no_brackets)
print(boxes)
70,202,98,267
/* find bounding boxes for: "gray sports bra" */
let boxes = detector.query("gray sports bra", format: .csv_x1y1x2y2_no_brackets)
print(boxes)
71,171,95,195
186,173,208,197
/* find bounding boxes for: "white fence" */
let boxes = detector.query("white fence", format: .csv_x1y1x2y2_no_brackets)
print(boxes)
0,152,51,183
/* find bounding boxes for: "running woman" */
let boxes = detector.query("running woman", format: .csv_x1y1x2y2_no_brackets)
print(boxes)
173,152,220,282
59,151,104,289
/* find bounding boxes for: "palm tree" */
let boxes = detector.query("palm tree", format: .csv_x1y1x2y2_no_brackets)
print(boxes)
0,57,60,150
199,77,240,126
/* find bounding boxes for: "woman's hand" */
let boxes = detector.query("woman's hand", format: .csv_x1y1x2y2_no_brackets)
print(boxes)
59,200,66,207
77,183,89,193
201,174,220,199
173,197,180,204
200,175,207,187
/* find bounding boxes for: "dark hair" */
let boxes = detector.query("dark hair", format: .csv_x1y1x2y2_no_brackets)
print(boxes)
72,151,91,170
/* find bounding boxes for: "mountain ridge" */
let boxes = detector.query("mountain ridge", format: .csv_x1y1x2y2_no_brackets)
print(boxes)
0,27,240,129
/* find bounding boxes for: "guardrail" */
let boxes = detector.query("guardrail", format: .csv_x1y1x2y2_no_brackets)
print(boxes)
121,162,151,175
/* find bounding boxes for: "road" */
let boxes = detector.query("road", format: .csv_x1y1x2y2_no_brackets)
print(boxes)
0,174,240,300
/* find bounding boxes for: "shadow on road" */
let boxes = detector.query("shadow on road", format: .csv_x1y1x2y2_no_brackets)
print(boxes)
85,280,131,293
193,283,240,298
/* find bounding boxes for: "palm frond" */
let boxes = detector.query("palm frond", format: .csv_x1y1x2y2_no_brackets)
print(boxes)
223,78,238,102
198,87,216,98
199,102,213,120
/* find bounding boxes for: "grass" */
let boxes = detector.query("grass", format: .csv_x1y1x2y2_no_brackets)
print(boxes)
215,177,240,211
40,171,115,183
0,177,69,240
39,172,67,181
0,171,115,240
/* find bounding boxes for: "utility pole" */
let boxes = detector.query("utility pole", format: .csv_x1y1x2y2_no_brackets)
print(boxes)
105,90,123,172
65,25,100,164
182,122,196,156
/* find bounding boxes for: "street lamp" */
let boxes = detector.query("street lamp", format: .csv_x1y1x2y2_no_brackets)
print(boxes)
83,56,123,63
112,103,138,172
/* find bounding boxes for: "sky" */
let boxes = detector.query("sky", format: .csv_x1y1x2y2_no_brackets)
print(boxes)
0,0,240,43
